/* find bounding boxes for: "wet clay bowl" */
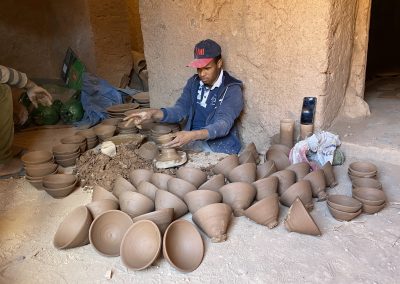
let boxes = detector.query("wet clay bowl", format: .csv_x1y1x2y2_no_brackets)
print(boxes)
43,179,78,198
150,173,172,190
137,181,159,201
155,190,188,220
21,150,53,166
238,150,256,164
54,150,80,160
53,206,93,249
327,204,362,221
92,186,119,203
119,191,154,218
212,155,239,176
61,134,85,145
352,187,386,206
266,149,290,171
25,169,58,181
163,220,204,272
284,198,321,236
129,168,153,187
362,202,386,214
219,182,256,216
176,167,207,188
101,118,121,126
53,144,80,155
252,176,279,201
76,128,96,139
268,144,291,156
42,174,77,189
198,174,225,192
56,156,79,167
327,195,362,213
270,169,296,196
280,180,313,210
184,190,222,214
94,125,116,140
352,177,382,190
167,178,197,199
120,220,161,270
244,193,280,229
349,161,378,177
112,176,136,198
151,125,172,135
256,160,277,180
153,133,175,145
86,199,119,219
286,162,310,181
227,163,257,183
132,208,174,235
25,162,58,177
138,142,159,161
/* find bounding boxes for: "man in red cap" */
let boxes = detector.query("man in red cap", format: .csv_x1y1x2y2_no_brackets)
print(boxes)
125,39,243,154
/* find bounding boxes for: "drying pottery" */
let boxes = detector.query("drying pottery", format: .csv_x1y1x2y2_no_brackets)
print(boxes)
284,198,321,236
52,144,80,155
243,142,259,163
198,174,225,192
132,208,174,234
228,163,257,183
286,162,310,181
279,180,313,209
112,176,136,198
192,203,232,242
270,169,296,196
327,195,362,213
163,220,204,272
167,178,197,199
86,199,119,219
349,161,378,177
150,173,172,190
238,150,256,164
321,161,337,187
54,151,80,160
61,134,85,144
268,144,291,156
25,162,58,177
25,170,57,183
266,149,290,171
119,191,154,218
256,160,277,180
101,118,121,126
252,176,279,201
212,155,239,176
362,202,386,214
43,179,78,198
303,170,327,201
94,125,116,140
137,181,159,201
92,185,119,203
219,182,256,216
351,177,382,190
327,204,362,222
53,206,93,249
280,118,295,148
120,220,161,270
244,193,280,228
138,142,159,161
56,156,78,167
184,190,222,214
129,168,153,187
21,150,53,165
89,210,133,256
176,167,207,188
155,190,188,219
352,187,386,206
76,128,96,139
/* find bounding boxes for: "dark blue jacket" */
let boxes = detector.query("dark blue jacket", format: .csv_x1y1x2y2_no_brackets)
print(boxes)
161,71,243,154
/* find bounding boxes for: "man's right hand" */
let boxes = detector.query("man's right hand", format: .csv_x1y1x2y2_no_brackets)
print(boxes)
123,108,163,127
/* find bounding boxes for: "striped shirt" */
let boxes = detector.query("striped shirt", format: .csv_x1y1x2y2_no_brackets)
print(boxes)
0,65,28,88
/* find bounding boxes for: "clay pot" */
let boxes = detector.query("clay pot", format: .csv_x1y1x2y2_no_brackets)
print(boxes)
138,142,159,161
119,191,154,218
279,180,313,210
129,168,153,187
321,161,337,187
219,182,256,217
42,179,78,198
362,202,386,214
137,181,159,201
94,125,116,140
252,176,279,201
112,176,136,198
286,162,310,181
176,167,207,188
153,133,175,145
86,199,119,219
198,174,225,192
53,206,93,249
151,124,172,135
89,210,133,256
212,155,239,176
167,178,196,199
183,190,222,214
158,148,181,162
270,169,296,196
102,118,121,126
155,190,188,219
327,204,362,222
238,150,256,165
244,193,280,228
327,195,362,213
120,220,161,270
266,149,290,171
150,173,172,190
303,170,327,201
192,203,232,242
352,187,386,206
54,151,80,160
132,208,174,235
284,198,321,236
228,163,257,183
268,144,291,156
56,155,79,167
76,128,96,139
351,177,382,190
21,150,53,165
243,142,259,163
256,160,277,180
92,185,119,203
349,161,378,177
25,162,58,177
163,220,204,272
52,144,80,155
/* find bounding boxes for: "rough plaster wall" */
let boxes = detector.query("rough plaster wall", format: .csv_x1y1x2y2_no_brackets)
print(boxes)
126,0,144,53
140,0,332,151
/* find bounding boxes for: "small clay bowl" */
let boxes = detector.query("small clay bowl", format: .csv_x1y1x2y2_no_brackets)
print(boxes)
256,160,277,180
54,151,80,160
227,163,257,183
112,176,136,198
349,161,378,176
252,176,279,201
138,142,159,161
266,149,290,171
238,150,256,165
25,162,58,177
43,179,78,198
21,150,53,165
244,193,280,229
351,177,382,190
86,199,119,219
327,204,362,221
94,125,116,139
42,174,77,189
137,181,159,201
176,167,207,188
362,202,386,214
268,144,291,156
53,206,93,249
348,168,376,178
286,162,310,181
61,134,86,144
25,169,58,180
129,168,154,187
198,174,225,192
132,208,174,235
155,190,188,219
352,187,386,206
212,155,239,176
280,180,313,209
167,178,197,199
120,220,161,270
102,118,122,126
183,190,222,214
163,220,204,272
53,144,80,155
270,169,296,196
150,173,172,190
327,195,362,213
76,128,96,139
119,191,154,218
151,125,172,135
56,156,78,167
92,186,119,203
219,182,256,216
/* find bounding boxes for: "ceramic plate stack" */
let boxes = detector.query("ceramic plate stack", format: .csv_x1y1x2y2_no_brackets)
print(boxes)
53,144,81,167
133,92,150,108
107,103,140,118
22,150,57,190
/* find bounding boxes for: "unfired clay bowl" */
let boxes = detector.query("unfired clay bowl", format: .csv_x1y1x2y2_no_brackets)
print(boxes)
349,161,378,176
43,179,78,198
150,173,172,190
112,176,136,198
212,155,239,176
119,191,154,218
52,144,80,155
219,182,256,216
137,181,159,201
42,174,77,189
321,161,337,187
183,190,222,214
25,162,58,177
138,142,159,161
303,169,327,201
352,187,386,206
167,178,197,199
270,169,296,196
132,208,174,235
327,195,362,213
92,186,119,203
228,163,257,183
266,149,290,171
129,168,153,187
362,202,386,214
252,176,279,201
351,177,382,190
244,193,280,229
94,125,116,140
56,156,78,167
61,134,85,144
327,204,362,222
268,144,291,156
176,167,207,188
256,160,277,180
86,199,119,219
21,150,53,165
155,190,188,219
238,150,256,165
279,180,313,210
198,174,225,192
284,198,321,236
286,162,310,181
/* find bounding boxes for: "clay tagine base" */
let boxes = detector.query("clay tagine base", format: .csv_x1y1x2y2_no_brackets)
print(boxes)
155,151,187,169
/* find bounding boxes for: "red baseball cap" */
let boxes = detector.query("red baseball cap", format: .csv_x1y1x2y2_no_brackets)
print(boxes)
187,39,221,68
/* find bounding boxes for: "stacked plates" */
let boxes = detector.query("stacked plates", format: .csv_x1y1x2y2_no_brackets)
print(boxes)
133,92,150,108
107,103,140,118
22,150,57,190
53,144,81,167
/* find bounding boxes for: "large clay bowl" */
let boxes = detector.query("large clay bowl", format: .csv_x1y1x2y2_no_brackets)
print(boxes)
150,173,172,190
22,150,53,165
53,144,80,155
120,220,161,270
303,170,327,201
163,220,204,272
132,208,174,235
327,204,362,221
138,142,159,161
238,150,256,165
119,191,154,218
244,193,280,228
266,149,290,170
192,203,232,242
327,195,362,213
184,190,222,214
25,162,58,177
94,125,116,140
129,168,153,187
89,210,133,256
92,185,119,203
137,181,159,201
270,169,296,196
280,180,313,209
228,163,257,183
284,198,321,236
112,176,136,198
252,176,279,201
86,199,119,219
256,161,277,180
352,187,386,206
198,174,225,192
53,206,93,249
167,178,196,199
286,162,310,181
351,177,382,190
176,167,207,188
219,182,256,216
155,190,188,219
349,161,378,176
212,155,239,176
43,179,78,198
362,202,386,214
321,161,337,187
42,174,77,189
268,144,291,156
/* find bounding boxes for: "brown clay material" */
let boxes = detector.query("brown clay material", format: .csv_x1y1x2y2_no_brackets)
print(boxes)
112,176,137,198
183,190,222,214
119,191,155,218
76,128,96,139
138,142,159,161
238,150,256,165
132,208,174,235
270,169,296,196
86,199,119,219
155,190,188,219
129,168,154,187
42,179,78,199
327,195,362,213
92,186,119,203
212,155,239,176
286,162,310,181
137,181,159,201
24,162,58,177
54,151,80,160
321,161,337,187
362,202,386,214
228,163,257,183
219,182,256,217
327,205,362,221
192,203,232,242
351,177,382,190
280,180,313,210
163,220,204,272
167,178,197,199
101,118,121,126
303,170,327,201
284,198,321,236
158,148,181,162
252,176,279,201
150,173,173,190
176,167,207,188
42,174,77,189
266,149,290,171
244,193,280,228
21,150,53,165
56,155,79,167
352,187,386,206
198,174,225,192
256,160,277,180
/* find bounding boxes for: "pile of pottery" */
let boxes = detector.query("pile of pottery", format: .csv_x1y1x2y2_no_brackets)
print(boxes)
76,128,98,150
53,143,80,167
61,134,86,153
106,103,139,118
42,173,79,198
132,91,150,108
94,125,116,141
22,150,57,189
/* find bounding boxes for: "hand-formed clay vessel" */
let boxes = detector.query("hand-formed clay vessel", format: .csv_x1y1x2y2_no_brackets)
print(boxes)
53,206,93,249
150,173,172,190
42,174,76,189
163,220,204,272
286,162,310,181
219,182,256,216
132,208,174,235
138,142,159,161
256,160,277,180
119,191,155,218
42,179,78,198
137,181,159,201
244,193,280,228
279,180,313,210
167,178,197,199
327,204,362,222
25,162,58,177
270,169,296,196
198,174,225,192
327,195,362,213
183,190,222,214
22,150,53,165
321,161,337,187
129,168,154,187
252,176,279,201
89,210,133,256
284,198,321,236
155,190,188,219
228,163,257,183
244,142,260,163
238,150,256,165
94,125,116,140
192,203,232,242
348,161,378,178
266,149,290,171
52,144,79,155
158,148,181,162
303,170,327,201
212,155,239,176
352,187,386,206
112,176,136,198
92,186,119,203
361,202,386,214
176,167,207,188
120,220,161,270
351,177,382,190
86,199,119,219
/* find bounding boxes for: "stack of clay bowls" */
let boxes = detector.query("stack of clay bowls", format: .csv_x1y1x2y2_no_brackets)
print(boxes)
117,120,138,134
76,128,98,150
327,195,362,221
94,124,116,141
265,144,291,170
132,92,150,108
22,150,56,189
52,143,80,167
101,117,121,126
61,134,86,153
106,103,139,118
42,174,78,198
352,187,386,214
348,161,378,180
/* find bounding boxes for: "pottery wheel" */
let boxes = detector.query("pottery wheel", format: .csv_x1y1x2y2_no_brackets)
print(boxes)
155,151,187,169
